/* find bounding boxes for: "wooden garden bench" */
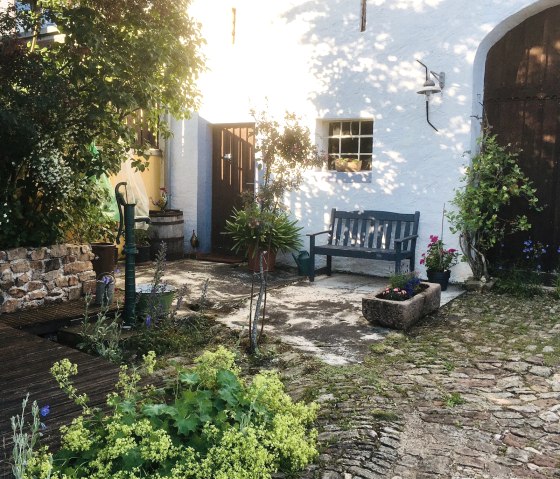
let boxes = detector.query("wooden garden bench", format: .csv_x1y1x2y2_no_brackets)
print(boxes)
307,209,420,281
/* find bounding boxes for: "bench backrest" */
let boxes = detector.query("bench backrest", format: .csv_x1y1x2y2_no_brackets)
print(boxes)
328,209,420,251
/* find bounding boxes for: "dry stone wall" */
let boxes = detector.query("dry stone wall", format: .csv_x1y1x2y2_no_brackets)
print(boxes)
0,244,96,314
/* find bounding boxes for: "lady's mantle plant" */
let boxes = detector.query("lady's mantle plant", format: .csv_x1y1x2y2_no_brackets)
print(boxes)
419,235,459,273
447,130,540,280
24,347,318,479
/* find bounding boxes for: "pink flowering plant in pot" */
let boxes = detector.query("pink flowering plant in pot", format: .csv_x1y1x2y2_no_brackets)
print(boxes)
420,235,459,273
420,235,459,291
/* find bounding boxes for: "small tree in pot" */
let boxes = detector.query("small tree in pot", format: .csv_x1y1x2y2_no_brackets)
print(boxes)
224,110,321,353
225,110,321,269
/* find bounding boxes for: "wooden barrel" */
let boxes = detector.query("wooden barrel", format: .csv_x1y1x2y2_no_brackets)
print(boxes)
149,209,184,260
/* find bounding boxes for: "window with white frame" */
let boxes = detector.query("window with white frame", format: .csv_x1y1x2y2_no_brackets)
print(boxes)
327,120,373,171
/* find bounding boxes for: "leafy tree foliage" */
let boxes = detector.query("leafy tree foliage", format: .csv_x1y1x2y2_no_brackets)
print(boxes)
447,131,540,280
0,0,204,247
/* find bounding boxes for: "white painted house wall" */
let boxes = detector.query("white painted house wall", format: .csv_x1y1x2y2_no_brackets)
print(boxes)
167,0,559,280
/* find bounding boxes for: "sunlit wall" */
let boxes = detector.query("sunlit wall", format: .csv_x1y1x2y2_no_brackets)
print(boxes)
167,0,558,279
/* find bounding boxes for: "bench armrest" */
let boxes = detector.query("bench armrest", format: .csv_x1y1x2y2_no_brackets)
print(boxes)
306,230,331,237
394,234,419,244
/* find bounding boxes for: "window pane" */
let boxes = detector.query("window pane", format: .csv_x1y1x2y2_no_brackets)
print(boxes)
328,138,339,154
351,122,359,135
361,121,373,135
360,137,373,153
329,122,340,136
341,122,352,135
360,156,372,170
341,137,359,153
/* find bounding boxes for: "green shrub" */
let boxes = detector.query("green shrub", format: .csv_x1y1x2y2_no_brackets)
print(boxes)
0,0,204,248
494,270,544,299
447,131,540,280
26,347,318,479
224,204,303,255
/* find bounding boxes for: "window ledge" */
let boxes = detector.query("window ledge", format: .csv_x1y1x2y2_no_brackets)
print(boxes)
326,171,372,183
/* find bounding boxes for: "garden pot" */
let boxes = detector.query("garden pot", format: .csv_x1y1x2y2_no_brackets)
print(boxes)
135,283,176,321
362,282,441,330
426,270,451,291
247,247,276,272
91,242,117,277
94,273,115,306
136,245,151,264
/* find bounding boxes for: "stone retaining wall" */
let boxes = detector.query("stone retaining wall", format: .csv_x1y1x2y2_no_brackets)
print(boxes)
0,244,96,314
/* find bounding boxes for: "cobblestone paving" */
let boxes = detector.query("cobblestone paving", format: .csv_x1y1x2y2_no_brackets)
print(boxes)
281,292,560,479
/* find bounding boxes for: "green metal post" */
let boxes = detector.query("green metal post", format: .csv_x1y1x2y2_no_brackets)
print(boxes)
123,203,137,325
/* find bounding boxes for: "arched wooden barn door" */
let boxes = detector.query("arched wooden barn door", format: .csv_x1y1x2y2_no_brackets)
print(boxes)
484,5,560,270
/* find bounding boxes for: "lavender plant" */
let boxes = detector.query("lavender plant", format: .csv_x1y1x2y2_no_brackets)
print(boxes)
11,394,52,479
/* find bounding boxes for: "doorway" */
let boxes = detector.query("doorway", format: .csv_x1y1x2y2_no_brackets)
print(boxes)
484,5,560,269
211,123,255,255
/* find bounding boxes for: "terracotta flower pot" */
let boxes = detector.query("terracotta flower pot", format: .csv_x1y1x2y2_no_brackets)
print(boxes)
247,247,276,272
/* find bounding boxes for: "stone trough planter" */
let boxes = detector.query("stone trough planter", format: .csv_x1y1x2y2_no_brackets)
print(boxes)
362,282,441,330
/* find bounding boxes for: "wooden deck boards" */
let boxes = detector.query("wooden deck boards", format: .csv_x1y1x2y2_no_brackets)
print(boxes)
0,322,119,478
0,295,121,335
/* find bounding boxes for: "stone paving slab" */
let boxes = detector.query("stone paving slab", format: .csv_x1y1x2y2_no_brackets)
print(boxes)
222,274,463,364
132,258,463,364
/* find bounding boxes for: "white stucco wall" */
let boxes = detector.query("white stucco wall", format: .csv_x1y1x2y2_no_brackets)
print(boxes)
169,0,559,279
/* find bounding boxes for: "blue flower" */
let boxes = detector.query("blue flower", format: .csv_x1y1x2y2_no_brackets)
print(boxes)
145,315,152,328
39,405,50,417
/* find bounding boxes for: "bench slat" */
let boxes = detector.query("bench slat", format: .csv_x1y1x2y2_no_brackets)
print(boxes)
313,245,412,260
334,215,343,245
359,218,368,247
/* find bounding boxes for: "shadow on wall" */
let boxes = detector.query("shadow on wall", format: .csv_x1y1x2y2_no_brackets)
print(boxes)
278,0,510,237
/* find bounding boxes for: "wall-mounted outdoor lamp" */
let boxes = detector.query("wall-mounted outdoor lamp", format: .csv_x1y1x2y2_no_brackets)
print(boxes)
416,59,445,131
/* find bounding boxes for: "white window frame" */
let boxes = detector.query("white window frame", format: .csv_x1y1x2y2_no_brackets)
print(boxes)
326,119,373,171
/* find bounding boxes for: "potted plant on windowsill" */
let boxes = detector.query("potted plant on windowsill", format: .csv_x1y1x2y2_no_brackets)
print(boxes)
334,157,362,172
225,202,302,272
362,272,441,330
420,235,459,291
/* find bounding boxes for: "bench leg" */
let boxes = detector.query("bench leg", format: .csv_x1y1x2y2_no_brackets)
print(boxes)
395,259,401,274
326,255,332,276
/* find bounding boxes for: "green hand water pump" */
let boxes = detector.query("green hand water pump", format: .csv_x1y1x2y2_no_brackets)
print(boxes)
115,182,150,325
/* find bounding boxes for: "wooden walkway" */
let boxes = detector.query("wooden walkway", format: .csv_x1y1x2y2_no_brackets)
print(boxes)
0,320,119,477
0,296,121,335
